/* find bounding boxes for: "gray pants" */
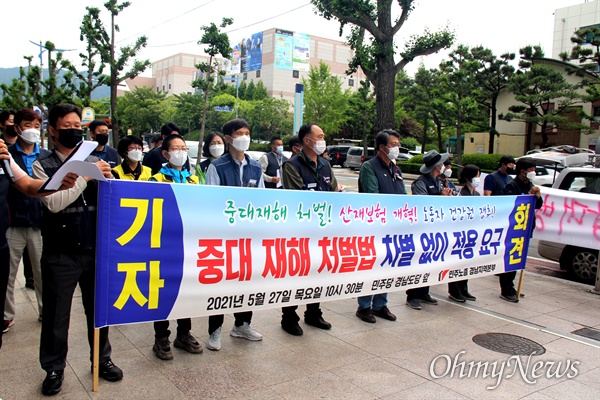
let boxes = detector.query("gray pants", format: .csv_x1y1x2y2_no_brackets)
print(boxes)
5,227,43,320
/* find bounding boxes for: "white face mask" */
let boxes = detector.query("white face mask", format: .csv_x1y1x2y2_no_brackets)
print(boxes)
471,177,481,188
311,140,327,155
526,171,536,181
168,150,188,167
209,144,224,158
231,135,250,152
386,146,399,161
127,149,143,162
19,128,40,145
276,145,284,155
443,168,452,178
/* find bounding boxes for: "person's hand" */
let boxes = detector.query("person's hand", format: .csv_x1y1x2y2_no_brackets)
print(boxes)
338,184,344,192
530,185,541,198
59,172,79,190
0,139,8,160
441,187,453,196
272,176,281,184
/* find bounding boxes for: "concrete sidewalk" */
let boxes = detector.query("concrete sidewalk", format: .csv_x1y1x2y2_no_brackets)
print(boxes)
0,267,598,399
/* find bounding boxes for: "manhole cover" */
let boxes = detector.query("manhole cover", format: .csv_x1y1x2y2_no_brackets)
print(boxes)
472,333,546,355
572,327,600,342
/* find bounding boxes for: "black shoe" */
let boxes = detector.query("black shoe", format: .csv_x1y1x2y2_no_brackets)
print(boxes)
371,306,397,321
462,292,477,301
281,320,303,336
42,370,64,396
98,359,123,382
419,294,438,305
500,294,519,303
305,316,332,330
356,308,376,323
448,293,466,303
406,299,422,310
25,279,35,290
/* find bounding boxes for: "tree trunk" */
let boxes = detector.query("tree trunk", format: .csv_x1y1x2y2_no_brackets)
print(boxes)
456,104,463,167
421,115,428,153
489,95,498,154
437,122,443,151
374,65,396,133
525,110,534,153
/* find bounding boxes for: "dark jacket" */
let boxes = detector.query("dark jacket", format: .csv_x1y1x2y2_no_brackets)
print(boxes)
411,173,442,196
7,144,50,227
38,151,100,253
91,145,119,168
358,156,406,195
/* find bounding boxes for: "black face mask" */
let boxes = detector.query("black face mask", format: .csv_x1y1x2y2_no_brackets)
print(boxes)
506,167,516,175
95,133,109,146
3,125,17,137
57,128,83,149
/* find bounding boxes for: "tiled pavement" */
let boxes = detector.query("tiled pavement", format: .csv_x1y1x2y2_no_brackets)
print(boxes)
1,266,599,400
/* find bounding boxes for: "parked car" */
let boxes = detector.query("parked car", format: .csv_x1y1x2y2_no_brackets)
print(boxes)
327,145,352,167
245,150,266,161
345,147,375,170
396,153,412,162
536,164,600,283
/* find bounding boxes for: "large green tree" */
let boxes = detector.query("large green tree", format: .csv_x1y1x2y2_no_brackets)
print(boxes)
311,0,454,133
469,46,515,153
68,6,110,106
192,17,233,148
503,46,591,151
302,61,350,138
117,87,168,135
86,0,150,147
439,45,488,165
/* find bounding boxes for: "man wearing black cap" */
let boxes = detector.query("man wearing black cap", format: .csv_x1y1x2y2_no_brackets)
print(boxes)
407,150,453,310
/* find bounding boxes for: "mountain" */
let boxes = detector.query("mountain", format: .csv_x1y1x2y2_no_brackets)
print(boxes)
0,67,110,100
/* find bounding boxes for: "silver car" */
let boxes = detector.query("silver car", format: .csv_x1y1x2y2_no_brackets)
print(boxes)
345,147,375,170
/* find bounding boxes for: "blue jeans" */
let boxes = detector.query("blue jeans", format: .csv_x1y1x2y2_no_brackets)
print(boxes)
357,293,388,311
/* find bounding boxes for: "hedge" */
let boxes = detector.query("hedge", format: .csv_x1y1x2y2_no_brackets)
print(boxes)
398,153,507,174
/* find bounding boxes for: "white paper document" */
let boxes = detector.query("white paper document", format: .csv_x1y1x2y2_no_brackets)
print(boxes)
276,169,282,188
41,140,107,191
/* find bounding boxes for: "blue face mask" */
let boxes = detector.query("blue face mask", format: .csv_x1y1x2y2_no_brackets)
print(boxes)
276,145,284,155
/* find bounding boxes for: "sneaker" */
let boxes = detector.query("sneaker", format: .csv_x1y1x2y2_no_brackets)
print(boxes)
153,337,174,360
3,320,13,333
406,299,422,310
356,308,376,323
207,327,222,351
98,359,123,382
372,306,397,321
174,333,203,354
419,294,438,305
500,294,519,303
449,293,466,303
462,292,477,301
230,322,263,341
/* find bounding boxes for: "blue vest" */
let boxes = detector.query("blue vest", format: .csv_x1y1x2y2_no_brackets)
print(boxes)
211,153,262,187
264,152,287,188
7,144,50,227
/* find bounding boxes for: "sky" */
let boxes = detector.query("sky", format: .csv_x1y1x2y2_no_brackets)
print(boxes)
0,0,590,77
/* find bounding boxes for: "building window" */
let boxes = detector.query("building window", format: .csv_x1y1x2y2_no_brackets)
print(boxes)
157,87,159,91
187,92,192,95
256,70,261,78
348,78,354,87
168,84,171,90
162,85,165,91
243,73,248,80
293,70,299,78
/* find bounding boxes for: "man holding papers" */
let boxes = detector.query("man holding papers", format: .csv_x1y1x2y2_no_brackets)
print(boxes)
31,104,121,396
